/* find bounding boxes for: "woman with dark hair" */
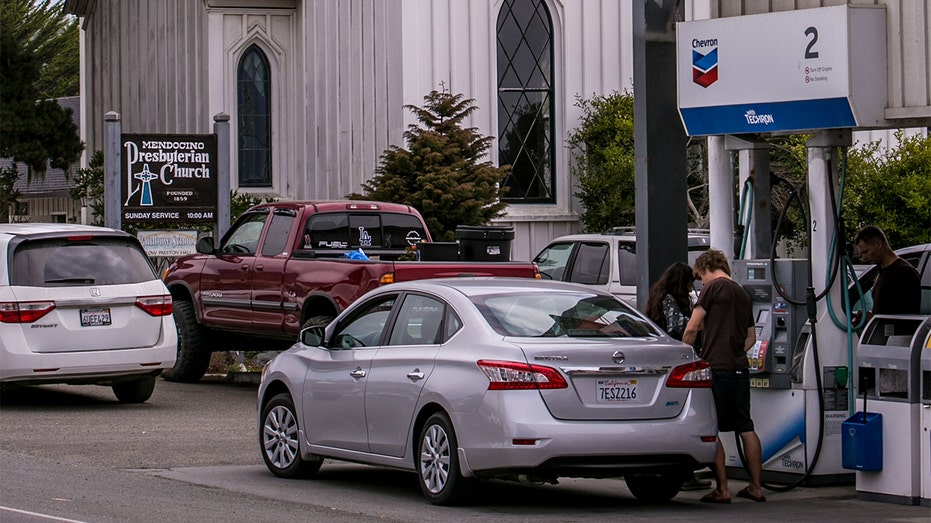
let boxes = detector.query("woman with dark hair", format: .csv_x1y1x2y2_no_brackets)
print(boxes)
644,262,711,491
645,262,696,341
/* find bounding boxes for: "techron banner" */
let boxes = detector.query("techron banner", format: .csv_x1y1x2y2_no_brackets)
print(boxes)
121,133,218,223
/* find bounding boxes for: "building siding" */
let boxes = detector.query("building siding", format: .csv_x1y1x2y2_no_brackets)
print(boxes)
68,0,929,260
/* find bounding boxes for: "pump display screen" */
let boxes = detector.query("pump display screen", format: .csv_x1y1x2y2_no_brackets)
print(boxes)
747,267,767,280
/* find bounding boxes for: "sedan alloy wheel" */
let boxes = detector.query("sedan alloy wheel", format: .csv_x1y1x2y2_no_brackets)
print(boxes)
417,412,471,505
260,393,322,478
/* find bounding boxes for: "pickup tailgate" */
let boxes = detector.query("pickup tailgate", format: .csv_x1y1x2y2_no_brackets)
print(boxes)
390,261,539,281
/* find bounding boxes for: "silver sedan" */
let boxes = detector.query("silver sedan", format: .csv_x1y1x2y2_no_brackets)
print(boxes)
258,278,718,505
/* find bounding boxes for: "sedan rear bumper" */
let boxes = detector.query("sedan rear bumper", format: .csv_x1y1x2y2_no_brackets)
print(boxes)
453,389,718,478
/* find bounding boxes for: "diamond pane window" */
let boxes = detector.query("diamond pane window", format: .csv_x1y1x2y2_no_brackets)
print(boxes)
497,0,555,203
238,45,271,187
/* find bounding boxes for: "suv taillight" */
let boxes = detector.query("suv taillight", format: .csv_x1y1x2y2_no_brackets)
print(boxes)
135,295,173,317
666,360,712,388
477,360,568,390
0,301,56,323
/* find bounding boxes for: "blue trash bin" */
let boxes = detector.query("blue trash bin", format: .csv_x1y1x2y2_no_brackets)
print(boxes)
842,412,883,471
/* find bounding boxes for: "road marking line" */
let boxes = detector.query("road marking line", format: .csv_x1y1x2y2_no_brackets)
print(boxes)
0,506,88,523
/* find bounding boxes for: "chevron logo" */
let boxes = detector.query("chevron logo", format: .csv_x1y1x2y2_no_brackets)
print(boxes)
692,48,718,88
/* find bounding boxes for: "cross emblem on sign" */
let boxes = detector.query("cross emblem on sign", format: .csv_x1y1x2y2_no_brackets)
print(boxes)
133,164,158,206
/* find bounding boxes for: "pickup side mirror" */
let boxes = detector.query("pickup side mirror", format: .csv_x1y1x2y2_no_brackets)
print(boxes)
196,237,215,254
301,326,325,347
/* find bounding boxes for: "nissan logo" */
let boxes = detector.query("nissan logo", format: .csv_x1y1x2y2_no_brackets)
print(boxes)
612,351,626,364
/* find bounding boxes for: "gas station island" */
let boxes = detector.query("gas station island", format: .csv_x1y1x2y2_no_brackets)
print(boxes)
676,5,930,506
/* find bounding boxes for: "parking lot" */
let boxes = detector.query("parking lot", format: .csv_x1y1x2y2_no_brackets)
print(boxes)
2,376,929,522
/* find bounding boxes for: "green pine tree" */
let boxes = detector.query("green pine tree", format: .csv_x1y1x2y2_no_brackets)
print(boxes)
351,90,509,242
0,0,83,177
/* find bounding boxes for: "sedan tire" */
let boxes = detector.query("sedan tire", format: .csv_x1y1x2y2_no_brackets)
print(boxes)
624,472,686,503
417,412,472,505
260,393,323,478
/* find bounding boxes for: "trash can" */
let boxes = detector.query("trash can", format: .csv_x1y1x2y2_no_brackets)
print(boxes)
842,411,882,471
455,226,514,261
854,315,931,505
920,329,931,507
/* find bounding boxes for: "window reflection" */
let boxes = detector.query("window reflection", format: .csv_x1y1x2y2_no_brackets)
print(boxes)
496,0,555,203
238,45,271,187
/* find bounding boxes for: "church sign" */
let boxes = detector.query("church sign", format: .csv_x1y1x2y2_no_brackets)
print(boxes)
120,133,218,223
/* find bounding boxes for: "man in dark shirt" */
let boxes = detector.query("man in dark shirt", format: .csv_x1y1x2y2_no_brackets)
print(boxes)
684,249,764,503
854,225,921,317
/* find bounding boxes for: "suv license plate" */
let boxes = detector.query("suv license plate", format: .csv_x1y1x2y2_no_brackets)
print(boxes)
596,379,639,403
80,308,111,327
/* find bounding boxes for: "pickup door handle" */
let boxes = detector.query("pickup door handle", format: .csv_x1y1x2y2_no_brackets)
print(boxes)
350,368,367,379
240,264,249,272
255,264,263,271
407,370,425,381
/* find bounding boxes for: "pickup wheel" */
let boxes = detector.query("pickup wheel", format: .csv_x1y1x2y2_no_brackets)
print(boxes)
163,301,212,383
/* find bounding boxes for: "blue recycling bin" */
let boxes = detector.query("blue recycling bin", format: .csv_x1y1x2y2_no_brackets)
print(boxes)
842,412,883,471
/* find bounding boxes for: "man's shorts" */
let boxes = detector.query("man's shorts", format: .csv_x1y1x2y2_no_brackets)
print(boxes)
711,369,755,433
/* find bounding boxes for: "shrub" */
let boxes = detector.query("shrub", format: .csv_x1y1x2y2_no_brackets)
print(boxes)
349,89,509,241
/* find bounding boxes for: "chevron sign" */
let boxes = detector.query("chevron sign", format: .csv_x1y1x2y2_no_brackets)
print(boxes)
692,48,718,88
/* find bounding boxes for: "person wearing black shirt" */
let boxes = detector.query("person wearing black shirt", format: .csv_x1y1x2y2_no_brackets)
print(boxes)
854,225,921,317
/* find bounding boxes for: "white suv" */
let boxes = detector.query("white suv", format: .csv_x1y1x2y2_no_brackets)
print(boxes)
533,227,711,308
0,224,177,402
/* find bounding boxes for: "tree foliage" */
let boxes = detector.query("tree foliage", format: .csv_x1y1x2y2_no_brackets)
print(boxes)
844,132,931,248
0,165,22,223
0,0,83,176
350,90,509,241
569,90,710,233
8,0,79,98
568,91,636,233
69,150,105,225
761,134,811,254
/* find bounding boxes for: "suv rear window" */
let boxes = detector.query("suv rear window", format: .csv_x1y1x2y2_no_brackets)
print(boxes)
9,237,157,286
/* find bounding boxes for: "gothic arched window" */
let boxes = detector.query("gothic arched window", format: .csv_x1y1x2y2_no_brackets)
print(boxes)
238,45,271,187
496,0,555,203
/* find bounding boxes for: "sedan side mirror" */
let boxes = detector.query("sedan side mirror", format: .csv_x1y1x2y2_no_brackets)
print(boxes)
301,326,325,347
196,236,215,254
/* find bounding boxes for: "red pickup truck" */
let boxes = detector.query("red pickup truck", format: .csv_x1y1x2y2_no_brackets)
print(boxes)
162,200,539,382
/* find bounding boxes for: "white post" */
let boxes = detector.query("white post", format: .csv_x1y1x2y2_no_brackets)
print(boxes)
104,112,121,230
707,135,733,259
214,113,231,240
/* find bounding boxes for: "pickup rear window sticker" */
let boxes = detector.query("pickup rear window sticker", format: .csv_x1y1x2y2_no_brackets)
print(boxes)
358,227,373,247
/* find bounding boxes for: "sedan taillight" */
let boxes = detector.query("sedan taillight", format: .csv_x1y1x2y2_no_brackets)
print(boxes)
666,360,712,388
0,301,56,323
135,295,173,317
477,360,568,390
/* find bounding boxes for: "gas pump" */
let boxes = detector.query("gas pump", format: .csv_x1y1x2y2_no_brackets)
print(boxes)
734,259,808,389
717,133,858,487
675,4,896,490
725,258,853,484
